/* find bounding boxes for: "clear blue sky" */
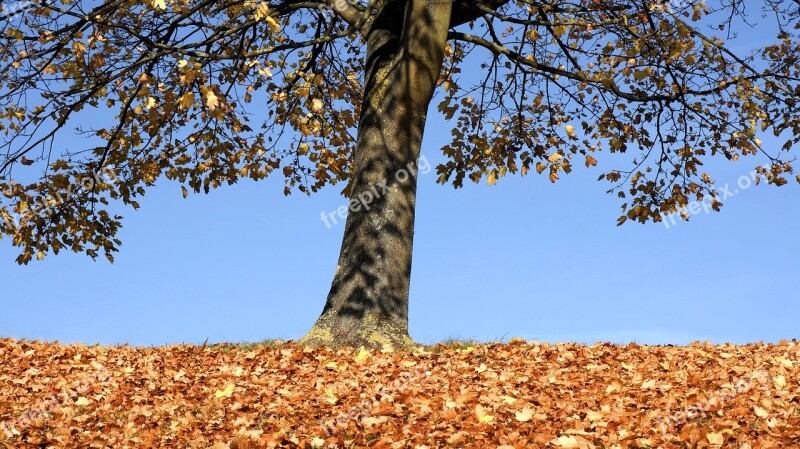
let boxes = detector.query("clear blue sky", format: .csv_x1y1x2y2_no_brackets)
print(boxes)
2,11,798,347
2,111,797,346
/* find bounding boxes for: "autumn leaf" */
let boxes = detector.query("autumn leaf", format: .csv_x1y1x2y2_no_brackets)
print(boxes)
475,404,494,424
499,395,517,404
486,170,497,186
311,98,324,113
551,435,580,448
565,124,577,139
707,432,724,445
754,405,769,418
354,346,370,364
177,92,195,110
201,86,219,111
515,407,534,422
547,153,563,163
214,382,235,398
265,16,281,33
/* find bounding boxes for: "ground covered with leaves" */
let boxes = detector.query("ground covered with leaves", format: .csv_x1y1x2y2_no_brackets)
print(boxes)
0,338,798,448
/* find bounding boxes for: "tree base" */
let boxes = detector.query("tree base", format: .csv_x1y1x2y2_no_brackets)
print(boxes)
298,312,415,351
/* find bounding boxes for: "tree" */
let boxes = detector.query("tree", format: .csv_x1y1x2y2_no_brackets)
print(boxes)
1,0,798,348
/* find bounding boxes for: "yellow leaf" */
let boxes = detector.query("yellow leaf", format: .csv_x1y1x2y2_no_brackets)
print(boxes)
265,16,281,33
585,410,603,422
515,407,534,422
547,153,563,163
75,397,90,406
551,435,580,448
754,405,769,418
201,86,219,111
36,251,45,261
641,379,657,390
323,387,337,404
706,432,724,445
354,347,370,364
254,1,270,20
151,0,166,10
475,404,494,424
777,357,794,368
178,92,195,110
565,124,577,139
486,171,497,186
499,395,517,404
214,383,235,398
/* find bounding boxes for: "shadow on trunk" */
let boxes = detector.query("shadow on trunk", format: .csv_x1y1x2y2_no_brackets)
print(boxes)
300,0,453,350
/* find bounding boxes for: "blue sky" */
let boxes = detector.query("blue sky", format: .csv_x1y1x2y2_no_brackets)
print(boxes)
2,9,798,347
2,110,797,346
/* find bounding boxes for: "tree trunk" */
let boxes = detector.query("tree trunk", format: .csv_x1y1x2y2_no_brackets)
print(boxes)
300,0,452,349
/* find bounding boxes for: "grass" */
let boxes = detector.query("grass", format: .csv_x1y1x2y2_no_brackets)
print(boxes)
207,335,525,353
426,337,483,353
208,339,288,352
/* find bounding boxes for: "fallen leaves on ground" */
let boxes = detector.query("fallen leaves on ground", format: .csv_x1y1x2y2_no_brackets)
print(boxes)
0,338,798,448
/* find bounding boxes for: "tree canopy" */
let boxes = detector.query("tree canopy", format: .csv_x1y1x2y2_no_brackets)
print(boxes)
1,0,799,265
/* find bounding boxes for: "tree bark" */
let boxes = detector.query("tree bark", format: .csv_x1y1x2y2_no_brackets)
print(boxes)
300,0,452,349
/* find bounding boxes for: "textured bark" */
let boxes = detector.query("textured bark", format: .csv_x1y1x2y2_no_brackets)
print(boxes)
300,0,452,349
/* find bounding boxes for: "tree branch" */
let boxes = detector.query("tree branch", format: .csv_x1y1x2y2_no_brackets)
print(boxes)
449,0,510,28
